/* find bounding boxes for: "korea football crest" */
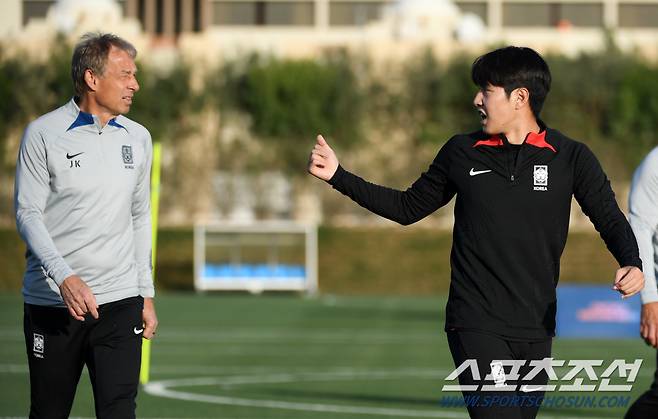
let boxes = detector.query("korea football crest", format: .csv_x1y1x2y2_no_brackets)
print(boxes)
122,145,133,164
533,165,548,191
122,145,135,169
33,333,44,358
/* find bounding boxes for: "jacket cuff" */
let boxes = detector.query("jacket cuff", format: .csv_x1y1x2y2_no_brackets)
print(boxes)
139,271,155,298
621,257,643,271
140,286,155,298
642,293,658,304
327,165,346,187
51,264,75,286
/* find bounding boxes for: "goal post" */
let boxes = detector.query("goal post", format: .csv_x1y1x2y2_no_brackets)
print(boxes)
194,222,318,295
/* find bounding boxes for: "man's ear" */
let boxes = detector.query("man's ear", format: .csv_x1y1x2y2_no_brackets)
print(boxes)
83,69,97,92
514,87,531,110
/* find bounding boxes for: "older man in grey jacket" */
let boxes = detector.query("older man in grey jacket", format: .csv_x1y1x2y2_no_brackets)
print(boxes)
626,147,658,418
14,32,157,419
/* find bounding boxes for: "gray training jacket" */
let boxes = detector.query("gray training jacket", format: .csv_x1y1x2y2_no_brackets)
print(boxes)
629,146,658,304
14,98,154,306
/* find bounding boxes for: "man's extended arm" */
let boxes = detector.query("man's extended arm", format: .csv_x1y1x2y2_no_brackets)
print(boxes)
573,143,644,298
308,135,456,226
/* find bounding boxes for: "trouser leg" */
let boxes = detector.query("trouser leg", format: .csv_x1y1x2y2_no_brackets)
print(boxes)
511,339,552,419
446,330,551,419
24,304,86,419
625,350,658,419
87,296,144,419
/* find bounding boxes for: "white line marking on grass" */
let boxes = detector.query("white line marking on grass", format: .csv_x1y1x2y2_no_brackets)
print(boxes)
143,370,613,419
0,366,617,419
149,369,448,387
144,370,466,418
146,384,467,418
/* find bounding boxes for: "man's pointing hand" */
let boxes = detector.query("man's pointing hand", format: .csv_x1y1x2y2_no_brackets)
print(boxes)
308,135,339,181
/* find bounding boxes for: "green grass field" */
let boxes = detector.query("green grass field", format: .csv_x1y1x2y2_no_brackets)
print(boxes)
0,228,624,294
0,293,655,419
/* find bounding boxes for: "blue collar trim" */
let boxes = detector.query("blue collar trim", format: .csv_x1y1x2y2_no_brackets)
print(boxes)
108,118,127,131
66,111,94,131
66,111,128,132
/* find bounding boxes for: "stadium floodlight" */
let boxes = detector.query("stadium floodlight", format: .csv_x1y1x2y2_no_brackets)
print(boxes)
194,222,318,295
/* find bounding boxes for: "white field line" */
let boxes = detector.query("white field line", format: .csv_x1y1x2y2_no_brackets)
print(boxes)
143,370,615,419
0,367,622,419
148,369,448,387
146,384,468,418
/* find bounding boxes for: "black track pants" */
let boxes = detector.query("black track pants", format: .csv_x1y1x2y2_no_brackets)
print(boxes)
24,296,144,419
625,350,658,419
447,330,552,419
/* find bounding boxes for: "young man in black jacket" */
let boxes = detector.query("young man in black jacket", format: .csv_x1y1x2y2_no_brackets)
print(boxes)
308,46,644,419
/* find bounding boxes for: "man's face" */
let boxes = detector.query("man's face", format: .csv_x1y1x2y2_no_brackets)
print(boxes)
473,84,516,135
93,47,139,116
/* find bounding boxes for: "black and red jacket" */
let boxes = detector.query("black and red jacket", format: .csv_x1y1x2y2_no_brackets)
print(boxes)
328,123,641,340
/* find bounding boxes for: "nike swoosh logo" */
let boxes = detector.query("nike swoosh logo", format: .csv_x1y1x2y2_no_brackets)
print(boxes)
133,327,144,334
66,152,84,159
520,385,545,393
469,168,492,176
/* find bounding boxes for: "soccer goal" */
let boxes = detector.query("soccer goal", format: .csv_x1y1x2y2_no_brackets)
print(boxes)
194,222,318,294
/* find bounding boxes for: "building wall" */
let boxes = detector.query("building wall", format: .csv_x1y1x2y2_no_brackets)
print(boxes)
13,0,658,60
20,0,658,32
0,0,23,37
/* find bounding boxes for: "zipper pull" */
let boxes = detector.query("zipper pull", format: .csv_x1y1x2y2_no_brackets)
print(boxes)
510,174,515,181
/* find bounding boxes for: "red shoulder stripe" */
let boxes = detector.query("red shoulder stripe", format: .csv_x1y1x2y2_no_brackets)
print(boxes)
526,131,556,153
473,136,503,148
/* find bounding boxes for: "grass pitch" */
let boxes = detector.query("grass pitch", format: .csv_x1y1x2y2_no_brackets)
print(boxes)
0,293,654,418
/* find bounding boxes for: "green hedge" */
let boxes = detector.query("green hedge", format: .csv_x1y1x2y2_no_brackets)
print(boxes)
0,40,195,161
2,43,657,179
0,227,619,295
208,52,363,173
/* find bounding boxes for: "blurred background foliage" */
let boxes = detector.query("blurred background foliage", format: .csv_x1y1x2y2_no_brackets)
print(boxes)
0,227,620,293
1,40,657,292
129,62,195,144
214,52,363,173
1,41,656,178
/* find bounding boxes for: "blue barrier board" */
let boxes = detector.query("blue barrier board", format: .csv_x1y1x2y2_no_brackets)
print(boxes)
203,263,306,280
556,284,641,338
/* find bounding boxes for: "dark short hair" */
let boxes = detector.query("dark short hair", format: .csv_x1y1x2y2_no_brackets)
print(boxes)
471,46,551,117
71,32,137,96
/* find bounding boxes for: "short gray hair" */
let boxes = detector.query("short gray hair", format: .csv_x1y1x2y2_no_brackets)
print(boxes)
71,32,137,96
